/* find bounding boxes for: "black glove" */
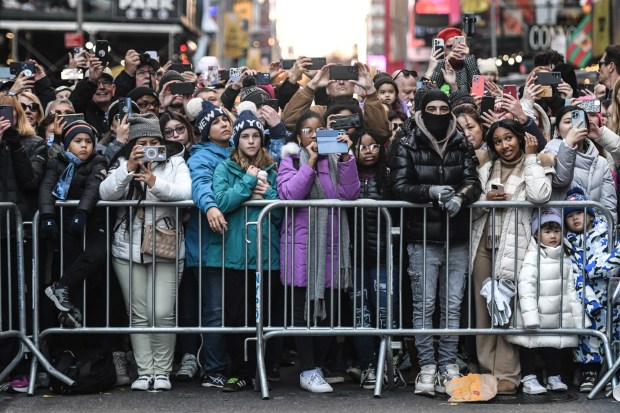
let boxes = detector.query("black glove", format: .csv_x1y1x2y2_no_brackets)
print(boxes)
40,217,58,239
70,211,87,237
3,127,21,149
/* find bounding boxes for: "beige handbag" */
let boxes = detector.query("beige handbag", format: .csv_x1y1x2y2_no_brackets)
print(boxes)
140,213,182,259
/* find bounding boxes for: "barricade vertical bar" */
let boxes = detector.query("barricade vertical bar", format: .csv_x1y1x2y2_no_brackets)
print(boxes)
255,202,268,399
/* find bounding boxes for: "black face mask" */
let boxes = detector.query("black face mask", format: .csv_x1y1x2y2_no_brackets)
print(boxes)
422,111,451,140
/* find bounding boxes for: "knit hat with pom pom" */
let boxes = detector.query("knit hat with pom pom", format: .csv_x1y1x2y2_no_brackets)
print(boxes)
232,101,264,147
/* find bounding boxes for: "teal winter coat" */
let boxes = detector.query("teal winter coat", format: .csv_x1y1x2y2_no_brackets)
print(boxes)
212,158,282,270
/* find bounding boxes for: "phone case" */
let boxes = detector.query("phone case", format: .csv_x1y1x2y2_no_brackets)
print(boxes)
481,97,495,115
330,66,358,81
535,72,561,85
503,85,518,99
170,82,196,95
571,110,586,128
317,130,348,154
472,75,485,96
0,105,14,126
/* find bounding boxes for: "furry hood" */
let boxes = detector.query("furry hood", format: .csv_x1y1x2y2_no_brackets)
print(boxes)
281,141,301,159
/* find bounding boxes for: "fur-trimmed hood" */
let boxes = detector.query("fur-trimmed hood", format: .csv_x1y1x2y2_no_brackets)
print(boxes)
281,141,301,159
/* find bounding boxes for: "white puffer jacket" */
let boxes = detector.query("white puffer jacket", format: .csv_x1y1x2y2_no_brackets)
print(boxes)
507,240,587,349
99,151,192,262
470,153,555,282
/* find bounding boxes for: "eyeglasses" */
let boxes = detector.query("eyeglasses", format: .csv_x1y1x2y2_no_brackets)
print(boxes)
598,60,608,66
391,122,402,132
163,125,186,138
97,80,113,87
393,69,418,81
21,102,40,112
300,127,325,136
357,143,380,152
137,101,160,110
136,70,156,77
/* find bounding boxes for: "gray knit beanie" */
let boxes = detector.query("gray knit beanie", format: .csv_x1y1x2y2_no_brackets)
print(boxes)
128,113,163,141
158,70,185,93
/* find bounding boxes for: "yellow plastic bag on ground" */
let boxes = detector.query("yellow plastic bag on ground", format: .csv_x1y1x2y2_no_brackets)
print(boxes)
446,373,497,402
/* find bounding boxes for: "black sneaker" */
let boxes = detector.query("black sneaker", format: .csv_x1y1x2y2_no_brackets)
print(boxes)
579,370,598,393
267,365,280,382
222,377,254,392
202,372,227,388
45,283,75,312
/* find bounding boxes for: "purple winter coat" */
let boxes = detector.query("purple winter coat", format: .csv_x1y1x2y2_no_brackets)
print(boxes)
276,143,360,288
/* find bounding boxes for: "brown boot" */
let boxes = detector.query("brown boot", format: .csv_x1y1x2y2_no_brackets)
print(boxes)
497,379,517,395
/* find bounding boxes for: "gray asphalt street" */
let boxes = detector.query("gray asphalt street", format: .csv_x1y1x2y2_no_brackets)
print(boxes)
1,368,618,413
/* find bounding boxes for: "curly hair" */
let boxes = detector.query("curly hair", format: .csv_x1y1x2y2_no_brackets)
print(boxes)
352,128,390,197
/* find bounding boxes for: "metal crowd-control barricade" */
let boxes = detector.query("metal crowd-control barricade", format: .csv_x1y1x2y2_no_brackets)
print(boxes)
254,199,619,400
32,199,272,392
0,204,74,395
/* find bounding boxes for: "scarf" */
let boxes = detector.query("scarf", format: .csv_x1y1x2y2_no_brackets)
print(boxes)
415,111,457,159
299,148,352,321
52,151,84,200
484,153,524,248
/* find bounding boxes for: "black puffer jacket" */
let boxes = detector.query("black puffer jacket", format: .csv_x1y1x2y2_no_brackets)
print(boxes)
0,134,47,223
38,150,108,227
390,119,481,242
348,168,392,265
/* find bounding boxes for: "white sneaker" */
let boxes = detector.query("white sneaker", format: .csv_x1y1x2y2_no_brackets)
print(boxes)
414,364,436,396
300,371,333,393
546,375,568,391
435,363,462,394
521,374,547,395
176,353,199,381
131,374,154,391
153,374,171,391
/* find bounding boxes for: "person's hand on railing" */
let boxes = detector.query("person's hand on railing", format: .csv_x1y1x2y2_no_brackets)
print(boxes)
206,206,228,234
40,217,59,239
429,186,455,203
443,196,462,217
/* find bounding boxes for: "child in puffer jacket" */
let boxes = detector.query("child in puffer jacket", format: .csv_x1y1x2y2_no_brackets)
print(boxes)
508,208,585,395
40,121,108,328
564,187,620,393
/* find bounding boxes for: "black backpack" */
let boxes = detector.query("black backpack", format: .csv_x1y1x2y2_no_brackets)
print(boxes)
49,348,116,394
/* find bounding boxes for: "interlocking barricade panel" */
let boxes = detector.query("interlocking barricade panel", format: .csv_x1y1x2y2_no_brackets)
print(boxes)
253,199,619,399
26,199,619,399
0,203,27,382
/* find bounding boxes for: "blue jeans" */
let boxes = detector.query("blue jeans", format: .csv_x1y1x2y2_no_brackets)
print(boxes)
351,264,397,370
193,267,229,374
407,241,468,372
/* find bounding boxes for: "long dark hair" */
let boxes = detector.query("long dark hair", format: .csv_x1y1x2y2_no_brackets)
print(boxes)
352,128,390,197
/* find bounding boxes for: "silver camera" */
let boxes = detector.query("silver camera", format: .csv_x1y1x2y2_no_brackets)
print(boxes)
139,145,167,162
